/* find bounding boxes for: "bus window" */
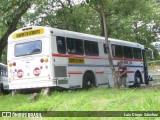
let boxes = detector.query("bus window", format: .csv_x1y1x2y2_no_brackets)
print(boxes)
133,48,142,59
75,39,84,54
84,40,99,56
56,36,66,54
123,46,133,58
67,38,84,55
15,40,42,57
111,45,123,58
103,44,107,54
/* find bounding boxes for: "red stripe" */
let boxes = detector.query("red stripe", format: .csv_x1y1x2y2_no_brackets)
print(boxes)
127,71,134,73
52,53,102,59
113,57,143,62
95,71,104,74
53,54,143,61
68,71,83,74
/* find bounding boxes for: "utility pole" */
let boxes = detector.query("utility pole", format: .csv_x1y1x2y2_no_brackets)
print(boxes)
98,0,118,88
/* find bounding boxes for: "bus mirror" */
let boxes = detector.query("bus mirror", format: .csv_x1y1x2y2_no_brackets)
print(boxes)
150,53,154,60
146,48,154,60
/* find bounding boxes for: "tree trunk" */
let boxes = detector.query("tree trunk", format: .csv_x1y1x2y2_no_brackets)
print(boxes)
98,0,118,88
0,1,32,61
99,11,105,36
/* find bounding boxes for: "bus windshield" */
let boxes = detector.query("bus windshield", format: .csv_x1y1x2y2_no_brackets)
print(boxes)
14,40,42,57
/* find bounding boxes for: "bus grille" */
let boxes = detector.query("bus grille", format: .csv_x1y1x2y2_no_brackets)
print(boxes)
54,66,67,77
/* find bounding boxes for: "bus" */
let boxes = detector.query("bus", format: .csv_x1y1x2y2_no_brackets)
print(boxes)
0,63,8,94
7,26,153,90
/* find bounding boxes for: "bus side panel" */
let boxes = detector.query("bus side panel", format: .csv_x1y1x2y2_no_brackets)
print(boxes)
97,42,110,86
51,35,69,88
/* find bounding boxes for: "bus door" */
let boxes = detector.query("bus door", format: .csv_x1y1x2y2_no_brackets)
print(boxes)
51,35,68,88
142,49,149,84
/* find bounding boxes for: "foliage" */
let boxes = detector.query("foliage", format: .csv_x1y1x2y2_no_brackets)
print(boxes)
0,0,160,62
87,0,160,43
23,0,160,59
22,0,101,35
0,0,32,62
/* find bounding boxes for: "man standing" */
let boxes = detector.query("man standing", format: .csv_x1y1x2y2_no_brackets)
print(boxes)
117,62,127,88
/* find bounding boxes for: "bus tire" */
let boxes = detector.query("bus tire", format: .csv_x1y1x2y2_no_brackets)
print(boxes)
134,72,142,88
82,72,95,89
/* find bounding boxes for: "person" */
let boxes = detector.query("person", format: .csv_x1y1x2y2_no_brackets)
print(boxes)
117,62,127,88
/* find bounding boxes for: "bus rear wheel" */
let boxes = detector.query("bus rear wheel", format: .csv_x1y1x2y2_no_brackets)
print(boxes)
83,72,95,89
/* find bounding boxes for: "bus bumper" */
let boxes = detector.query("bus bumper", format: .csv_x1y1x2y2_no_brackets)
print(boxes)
9,79,57,90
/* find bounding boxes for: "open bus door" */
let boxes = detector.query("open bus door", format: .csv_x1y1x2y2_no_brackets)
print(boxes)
142,48,154,84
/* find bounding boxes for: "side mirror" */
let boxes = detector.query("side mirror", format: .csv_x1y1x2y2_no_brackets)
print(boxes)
145,47,154,60
150,52,154,60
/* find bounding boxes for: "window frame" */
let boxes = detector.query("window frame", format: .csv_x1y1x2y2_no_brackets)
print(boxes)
84,40,99,56
14,40,42,57
66,37,84,55
56,36,66,54
111,44,123,58
123,46,133,58
133,47,142,59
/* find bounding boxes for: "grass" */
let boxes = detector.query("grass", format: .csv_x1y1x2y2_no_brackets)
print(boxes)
148,61,160,70
0,87,160,120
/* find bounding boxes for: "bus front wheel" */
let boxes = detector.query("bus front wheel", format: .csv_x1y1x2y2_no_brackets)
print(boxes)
82,72,95,89
134,72,141,88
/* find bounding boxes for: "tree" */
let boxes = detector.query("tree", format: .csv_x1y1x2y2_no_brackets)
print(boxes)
98,0,118,87
22,0,101,35
87,0,159,59
0,0,158,63
0,0,32,61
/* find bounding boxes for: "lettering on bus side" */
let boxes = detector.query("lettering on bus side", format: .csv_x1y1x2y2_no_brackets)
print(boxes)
120,60,132,65
68,58,84,64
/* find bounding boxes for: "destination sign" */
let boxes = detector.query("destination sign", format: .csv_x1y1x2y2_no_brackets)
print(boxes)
12,28,44,39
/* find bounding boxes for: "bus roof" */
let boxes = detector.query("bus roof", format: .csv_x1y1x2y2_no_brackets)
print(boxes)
9,26,144,49
108,38,144,49
50,27,144,49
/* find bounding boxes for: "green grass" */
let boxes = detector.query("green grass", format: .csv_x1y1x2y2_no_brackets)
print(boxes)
1,87,160,120
148,61,160,70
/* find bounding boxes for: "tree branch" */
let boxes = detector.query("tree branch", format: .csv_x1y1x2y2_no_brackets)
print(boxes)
0,1,32,60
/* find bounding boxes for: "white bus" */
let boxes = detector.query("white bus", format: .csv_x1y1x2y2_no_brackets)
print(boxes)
7,26,152,90
0,63,8,94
